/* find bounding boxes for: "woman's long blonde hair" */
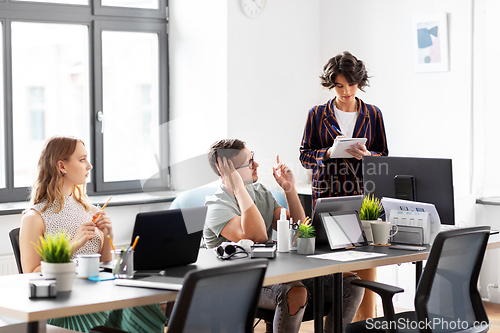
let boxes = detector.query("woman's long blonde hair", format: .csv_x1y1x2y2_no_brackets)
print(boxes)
31,136,90,213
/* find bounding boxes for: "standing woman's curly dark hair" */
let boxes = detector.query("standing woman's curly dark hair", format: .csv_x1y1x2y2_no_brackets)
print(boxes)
320,51,370,92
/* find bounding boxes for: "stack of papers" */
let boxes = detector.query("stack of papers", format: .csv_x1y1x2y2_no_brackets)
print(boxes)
308,251,387,262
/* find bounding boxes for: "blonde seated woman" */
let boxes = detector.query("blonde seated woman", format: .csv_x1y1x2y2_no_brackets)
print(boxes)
19,136,167,333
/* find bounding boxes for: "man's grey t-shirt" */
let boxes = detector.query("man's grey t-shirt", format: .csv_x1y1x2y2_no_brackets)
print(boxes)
203,183,281,249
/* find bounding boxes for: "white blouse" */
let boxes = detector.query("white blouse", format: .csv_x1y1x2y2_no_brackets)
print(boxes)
32,196,101,259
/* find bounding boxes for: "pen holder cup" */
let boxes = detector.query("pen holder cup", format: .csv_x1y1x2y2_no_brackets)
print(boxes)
111,249,134,279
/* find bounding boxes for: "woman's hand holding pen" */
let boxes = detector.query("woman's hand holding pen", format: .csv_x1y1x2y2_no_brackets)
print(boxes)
325,135,347,161
346,142,371,160
94,210,114,240
71,221,96,254
273,155,295,193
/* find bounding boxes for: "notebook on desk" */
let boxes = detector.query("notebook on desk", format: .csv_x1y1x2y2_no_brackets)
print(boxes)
132,206,207,271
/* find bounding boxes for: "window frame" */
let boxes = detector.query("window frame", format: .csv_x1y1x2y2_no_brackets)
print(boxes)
0,0,170,203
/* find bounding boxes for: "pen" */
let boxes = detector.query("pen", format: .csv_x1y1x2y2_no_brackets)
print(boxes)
333,125,344,136
304,217,311,226
131,236,140,250
93,195,113,224
107,235,116,251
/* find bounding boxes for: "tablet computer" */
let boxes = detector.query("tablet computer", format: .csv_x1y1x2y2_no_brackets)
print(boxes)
319,210,368,250
312,195,363,245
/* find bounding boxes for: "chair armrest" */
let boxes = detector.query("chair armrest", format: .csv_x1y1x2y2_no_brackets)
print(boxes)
350,279,404,325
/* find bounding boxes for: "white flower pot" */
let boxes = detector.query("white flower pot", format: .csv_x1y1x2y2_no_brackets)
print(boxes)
361,220,376,243
297,238,315,255
41,261,77,292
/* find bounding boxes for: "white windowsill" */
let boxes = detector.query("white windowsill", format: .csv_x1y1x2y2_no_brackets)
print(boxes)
0,191,178,216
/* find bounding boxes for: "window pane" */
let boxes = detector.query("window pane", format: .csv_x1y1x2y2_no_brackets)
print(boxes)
101,0,158,9
12,22,90,188
0,23,4,189
13,0,87,4
102,31,159,182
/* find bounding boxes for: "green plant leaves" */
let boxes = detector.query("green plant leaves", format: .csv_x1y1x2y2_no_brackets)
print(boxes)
32,230,74,263
359,194,383,220
297,223,316,239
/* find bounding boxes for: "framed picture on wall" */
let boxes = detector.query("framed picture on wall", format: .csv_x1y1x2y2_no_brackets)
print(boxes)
411,12,449,73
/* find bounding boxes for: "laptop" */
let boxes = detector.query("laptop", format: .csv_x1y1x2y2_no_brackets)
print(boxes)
319,210,368,251
312,196,363,245
114,206,207,290
132,206,207,271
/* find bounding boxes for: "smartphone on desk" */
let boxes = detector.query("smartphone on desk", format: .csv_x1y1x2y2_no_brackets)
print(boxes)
389,244,426,251
252,242,276,247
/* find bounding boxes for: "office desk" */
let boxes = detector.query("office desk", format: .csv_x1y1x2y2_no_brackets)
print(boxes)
0,273,177,333
2,235,498,333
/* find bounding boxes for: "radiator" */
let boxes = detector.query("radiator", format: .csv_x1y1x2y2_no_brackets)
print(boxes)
0,254,19,275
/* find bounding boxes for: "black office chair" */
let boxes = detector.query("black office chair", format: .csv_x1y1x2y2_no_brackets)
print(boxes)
346,226,491,333
9,227,22,274
167,259,268,333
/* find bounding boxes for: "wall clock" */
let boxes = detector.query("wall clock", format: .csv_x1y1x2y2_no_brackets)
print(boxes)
240,0,267,18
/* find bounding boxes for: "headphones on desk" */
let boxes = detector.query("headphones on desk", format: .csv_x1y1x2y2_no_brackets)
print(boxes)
214,243,249,260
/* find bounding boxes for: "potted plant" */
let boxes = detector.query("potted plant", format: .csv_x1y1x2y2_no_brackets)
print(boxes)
296,223,316,255
359,194,384,243
33,230,76,292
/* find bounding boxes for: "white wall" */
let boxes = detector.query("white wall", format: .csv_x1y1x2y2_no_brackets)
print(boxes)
226,0,322,189
168,0,228,169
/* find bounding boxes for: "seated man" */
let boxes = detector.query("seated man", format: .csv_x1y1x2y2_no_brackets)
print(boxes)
203,139,364,333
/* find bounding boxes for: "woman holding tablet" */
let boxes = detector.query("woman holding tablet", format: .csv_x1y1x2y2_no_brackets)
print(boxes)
299,51,389,322
299,51,388,210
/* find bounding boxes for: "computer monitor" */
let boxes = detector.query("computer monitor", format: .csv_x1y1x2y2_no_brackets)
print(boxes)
362,156,455,225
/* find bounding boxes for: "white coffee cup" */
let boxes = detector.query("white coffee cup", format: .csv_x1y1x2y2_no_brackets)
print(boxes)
237,239,254,253
370,221,398,245
77,253,101,278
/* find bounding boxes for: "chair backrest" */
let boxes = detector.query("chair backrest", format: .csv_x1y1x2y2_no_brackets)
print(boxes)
170,187,219,210
415,226,490,332
167,259,268,333
9,227,22,274
170,185,288,210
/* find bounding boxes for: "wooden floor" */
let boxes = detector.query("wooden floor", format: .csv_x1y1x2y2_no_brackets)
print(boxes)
253,302,500,333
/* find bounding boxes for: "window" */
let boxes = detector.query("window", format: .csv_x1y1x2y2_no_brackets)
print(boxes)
0,0,169,202
101,31,159,183
28,87,46,142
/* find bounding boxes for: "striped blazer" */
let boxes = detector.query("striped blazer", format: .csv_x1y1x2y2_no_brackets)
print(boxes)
299,97,388,209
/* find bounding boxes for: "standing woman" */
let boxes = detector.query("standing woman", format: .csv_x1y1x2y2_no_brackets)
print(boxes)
299,51,388,321
300,51,388,209
20,136,167,333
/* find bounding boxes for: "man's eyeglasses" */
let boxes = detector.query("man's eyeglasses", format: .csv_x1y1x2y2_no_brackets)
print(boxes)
235,151,254,170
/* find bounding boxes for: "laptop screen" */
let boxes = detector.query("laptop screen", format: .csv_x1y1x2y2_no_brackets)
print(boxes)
319,210,368,250
132,206,207,271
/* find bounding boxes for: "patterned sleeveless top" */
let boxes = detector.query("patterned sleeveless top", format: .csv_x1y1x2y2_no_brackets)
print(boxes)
31,196,101,259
